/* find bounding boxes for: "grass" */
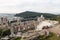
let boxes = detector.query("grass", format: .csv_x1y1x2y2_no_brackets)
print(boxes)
13,37,21,40
46,32,60,40
40,32,60,40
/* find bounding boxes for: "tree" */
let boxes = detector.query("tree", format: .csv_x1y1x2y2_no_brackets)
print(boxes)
0,29,3,39
2,29,11,37
13,37,21,40
56,16,60,23
0,29,3,36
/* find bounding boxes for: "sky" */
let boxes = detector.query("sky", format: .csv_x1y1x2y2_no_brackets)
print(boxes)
0,0,60,14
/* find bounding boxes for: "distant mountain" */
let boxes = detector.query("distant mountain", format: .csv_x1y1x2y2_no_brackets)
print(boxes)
15,11,57,20
0,13,15,20
0,13,14,17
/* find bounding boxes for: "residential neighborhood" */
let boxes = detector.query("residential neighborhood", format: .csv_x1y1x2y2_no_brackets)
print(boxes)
0,15,59,40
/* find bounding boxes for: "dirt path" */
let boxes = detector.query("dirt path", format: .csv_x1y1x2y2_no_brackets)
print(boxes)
47,24,60,35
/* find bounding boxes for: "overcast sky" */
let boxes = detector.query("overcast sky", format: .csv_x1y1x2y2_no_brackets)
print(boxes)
0,0,60,14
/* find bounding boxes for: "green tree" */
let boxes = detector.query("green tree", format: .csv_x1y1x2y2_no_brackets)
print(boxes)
2,29,11,37
13,37,21,40
0,29,3,38
0,29,3,36
56,16,60,23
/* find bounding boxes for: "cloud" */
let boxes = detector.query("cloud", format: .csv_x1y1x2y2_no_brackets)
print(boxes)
0,0,60,14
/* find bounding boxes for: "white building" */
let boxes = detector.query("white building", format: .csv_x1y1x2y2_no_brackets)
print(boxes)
37,15,45,22
36,20,57,31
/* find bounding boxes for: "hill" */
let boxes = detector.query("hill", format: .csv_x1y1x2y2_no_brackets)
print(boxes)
15,11,57,20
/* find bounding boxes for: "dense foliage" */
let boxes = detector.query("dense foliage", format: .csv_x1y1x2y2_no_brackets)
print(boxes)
13,37,21,40
15,11,57,20
55,16,60,23
0,29,11,37
39,32,60,40
0,29,3,38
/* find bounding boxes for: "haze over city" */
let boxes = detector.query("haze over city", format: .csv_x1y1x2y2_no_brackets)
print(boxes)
0,0,60,14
